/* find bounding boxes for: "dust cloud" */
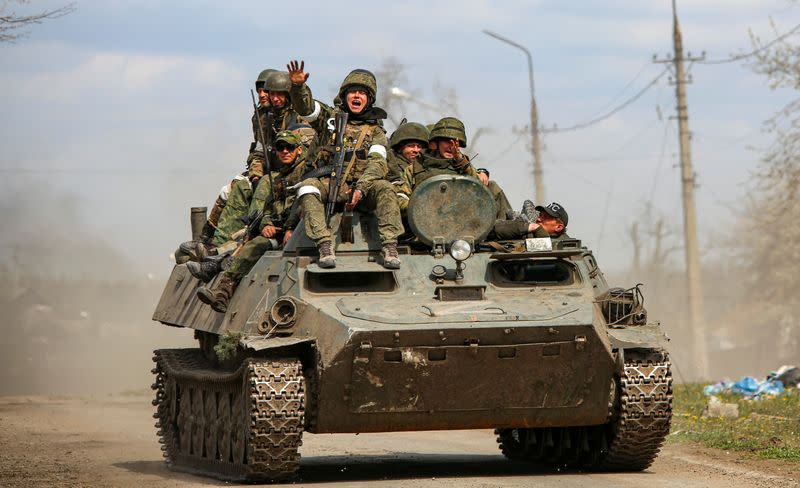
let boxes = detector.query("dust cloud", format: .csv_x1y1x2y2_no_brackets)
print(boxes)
608,259,798,383
0,187,193,396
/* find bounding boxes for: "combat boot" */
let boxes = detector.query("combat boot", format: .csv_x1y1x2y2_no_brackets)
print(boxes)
196,274,237,313
520,199,537,223
318,240,336,268
186,259,221,283
174,240,209,264
381,242,401,270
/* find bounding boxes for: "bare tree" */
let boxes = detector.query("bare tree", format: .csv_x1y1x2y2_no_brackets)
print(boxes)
738,10,800,306
627,204,680,286
375,57,458,129
0,0,75,43
375,57,411,127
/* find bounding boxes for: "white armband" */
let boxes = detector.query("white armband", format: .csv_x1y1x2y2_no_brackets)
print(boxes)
368,144,387,159
297,185,322,198
299,101,322,123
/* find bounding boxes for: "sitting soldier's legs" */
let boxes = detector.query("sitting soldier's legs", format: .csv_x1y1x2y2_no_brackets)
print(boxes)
225,236,276,282
361,179,403,269
298,178,331,245
361,179,403,245
212,178,253,247
298,178,336,268
196,236,276,312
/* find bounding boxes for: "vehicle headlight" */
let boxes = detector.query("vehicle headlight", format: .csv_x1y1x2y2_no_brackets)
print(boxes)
449,239,472,261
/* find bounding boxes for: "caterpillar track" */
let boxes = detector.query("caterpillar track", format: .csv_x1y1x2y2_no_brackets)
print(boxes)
496,349,672,471
151,349,305,482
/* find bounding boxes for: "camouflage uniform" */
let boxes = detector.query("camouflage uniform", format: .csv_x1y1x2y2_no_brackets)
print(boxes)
387,122,429,182
492,202,570,240
292,69,403,258
397,117,481,211
247,71,307,179
214,130,311,249
197,131,313,312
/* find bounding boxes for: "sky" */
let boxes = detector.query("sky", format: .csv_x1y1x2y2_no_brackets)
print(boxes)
1,0,798,279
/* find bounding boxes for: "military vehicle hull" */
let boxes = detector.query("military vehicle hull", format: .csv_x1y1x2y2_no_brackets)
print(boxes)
152,176,672,481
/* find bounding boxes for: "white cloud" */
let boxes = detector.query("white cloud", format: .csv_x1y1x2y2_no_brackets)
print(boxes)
0,41,244,103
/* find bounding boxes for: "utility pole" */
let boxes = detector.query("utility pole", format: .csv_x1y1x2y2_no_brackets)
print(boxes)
654,0,709,380
483,30,545,202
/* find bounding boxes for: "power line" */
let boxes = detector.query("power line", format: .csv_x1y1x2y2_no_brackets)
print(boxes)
485,130,525,163
697,23,800,65
584,61,654,120
543,68,669,134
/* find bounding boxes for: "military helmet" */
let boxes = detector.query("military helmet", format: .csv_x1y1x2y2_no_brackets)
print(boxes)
264,71,291,93
338,69,377,105
255,68,277,90
390,122,430,149
430,117,467,148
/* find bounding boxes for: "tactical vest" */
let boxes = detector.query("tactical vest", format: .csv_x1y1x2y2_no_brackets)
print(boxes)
340,120,376,183
252,105,299,143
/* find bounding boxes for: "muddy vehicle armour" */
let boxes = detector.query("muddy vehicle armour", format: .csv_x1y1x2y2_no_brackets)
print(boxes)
152,175,672,482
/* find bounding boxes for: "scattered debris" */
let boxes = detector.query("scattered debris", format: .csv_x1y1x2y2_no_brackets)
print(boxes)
703,376,785,399
769,365,800,389
702,395,739,418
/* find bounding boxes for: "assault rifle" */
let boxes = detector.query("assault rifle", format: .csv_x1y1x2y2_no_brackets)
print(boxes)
250,90,278,221
325,111,349,227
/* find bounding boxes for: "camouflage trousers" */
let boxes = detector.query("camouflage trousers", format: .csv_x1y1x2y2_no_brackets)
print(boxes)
211,175,277,248
223,236,277,282
298,178,403,245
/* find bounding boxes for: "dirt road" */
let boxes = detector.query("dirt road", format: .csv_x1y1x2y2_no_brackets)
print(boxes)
1,394,797,488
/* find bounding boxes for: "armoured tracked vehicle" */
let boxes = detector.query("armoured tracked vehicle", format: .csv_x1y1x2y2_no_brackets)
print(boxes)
152,175,672,482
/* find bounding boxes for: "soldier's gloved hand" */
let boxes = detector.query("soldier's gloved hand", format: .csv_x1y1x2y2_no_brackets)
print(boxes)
261,225,281,238
287,60,310,86
282,229,293,246
346,189,363,210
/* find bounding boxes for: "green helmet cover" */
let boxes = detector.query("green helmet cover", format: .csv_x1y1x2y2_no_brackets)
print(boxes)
264,71,291,93
390,122,430,148
338,69,377,104
430,117,467,147
255,68,277,90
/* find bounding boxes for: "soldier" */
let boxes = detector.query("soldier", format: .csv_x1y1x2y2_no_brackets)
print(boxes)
492,201,570,240
287,60,403,270
175,69,278,263
196,130,312,312
387,121,429,182
247,70,309,177
180,69,322,267
402,117,478,188
398,117,512,219
397,117,483,211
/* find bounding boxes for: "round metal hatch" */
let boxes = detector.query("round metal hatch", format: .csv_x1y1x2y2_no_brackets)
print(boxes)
407,175,497,246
